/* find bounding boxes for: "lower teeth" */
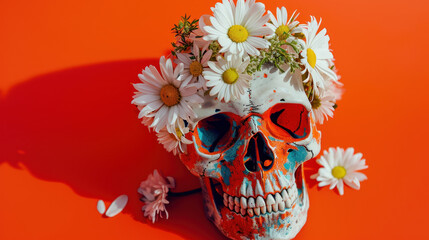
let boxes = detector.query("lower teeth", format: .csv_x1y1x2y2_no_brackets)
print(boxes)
220,185,299,217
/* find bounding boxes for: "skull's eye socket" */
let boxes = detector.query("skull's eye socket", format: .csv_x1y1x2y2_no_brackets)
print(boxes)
195,113,237,153
269,103,310,139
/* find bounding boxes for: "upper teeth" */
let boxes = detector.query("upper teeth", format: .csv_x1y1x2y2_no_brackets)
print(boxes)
222,171,299,217
223,185,298,217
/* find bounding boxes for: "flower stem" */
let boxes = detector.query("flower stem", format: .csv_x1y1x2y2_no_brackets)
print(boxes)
169,188,202,197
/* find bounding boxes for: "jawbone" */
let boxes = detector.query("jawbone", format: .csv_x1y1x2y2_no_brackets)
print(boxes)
200,176,309,240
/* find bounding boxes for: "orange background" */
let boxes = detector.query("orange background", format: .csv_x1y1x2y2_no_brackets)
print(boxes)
1,0,428,239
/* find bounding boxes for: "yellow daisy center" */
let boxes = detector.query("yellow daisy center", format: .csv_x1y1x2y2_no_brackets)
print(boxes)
160,84,181,107
222,68,239,84
311,95,321,109
228,25,249,43
175,128,183,139
331,166,347,179
189,61,203,77
293,32,305,39
275,25,290,40
307,48,317,68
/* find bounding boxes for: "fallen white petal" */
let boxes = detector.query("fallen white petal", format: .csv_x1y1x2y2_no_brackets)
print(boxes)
97,200,106,215
105,195,128,217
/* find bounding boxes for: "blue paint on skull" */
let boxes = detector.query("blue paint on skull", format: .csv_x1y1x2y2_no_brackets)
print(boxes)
268,136,284,142
211,162,223,176
284,145,307,171
276,216,284,227
283,159,294,173
221,164,232,186
250,116,262,126
196,114,239,152
224,138,244,163
289,145,308,163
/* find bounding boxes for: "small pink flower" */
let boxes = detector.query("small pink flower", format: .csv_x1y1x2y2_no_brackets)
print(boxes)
189,15,212,50
138,170,175,223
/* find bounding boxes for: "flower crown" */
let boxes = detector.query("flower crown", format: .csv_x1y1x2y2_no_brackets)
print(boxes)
132,0,343,156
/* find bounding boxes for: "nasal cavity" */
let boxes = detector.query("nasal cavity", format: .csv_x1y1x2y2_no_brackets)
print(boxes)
244,132,275,172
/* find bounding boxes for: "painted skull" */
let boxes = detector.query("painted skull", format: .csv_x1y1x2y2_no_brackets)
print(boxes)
179,64,321,240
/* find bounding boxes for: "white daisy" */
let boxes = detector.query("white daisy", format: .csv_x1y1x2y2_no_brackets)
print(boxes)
132,56,204,132
299,17,337,94
157,119,192,155
203,53,251,102
141,116,154,128
311,93,335,125
175,44,212,90
311,147,368,195
137,105,154,128
267,7,301,42
138,170,175,223
203,0,273,56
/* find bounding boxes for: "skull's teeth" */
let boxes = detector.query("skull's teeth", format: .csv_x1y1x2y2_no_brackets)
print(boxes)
240,171,291,197
240,197,247,209
222,184,298,217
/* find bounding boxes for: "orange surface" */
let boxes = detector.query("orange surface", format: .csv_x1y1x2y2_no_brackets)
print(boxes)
1,0,428,239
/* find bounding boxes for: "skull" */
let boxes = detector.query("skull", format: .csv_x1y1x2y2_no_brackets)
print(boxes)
179,64,321,240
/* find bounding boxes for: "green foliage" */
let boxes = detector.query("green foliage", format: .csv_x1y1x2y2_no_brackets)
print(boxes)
246,34,302,75
208,41,221,60
171,15,199,56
